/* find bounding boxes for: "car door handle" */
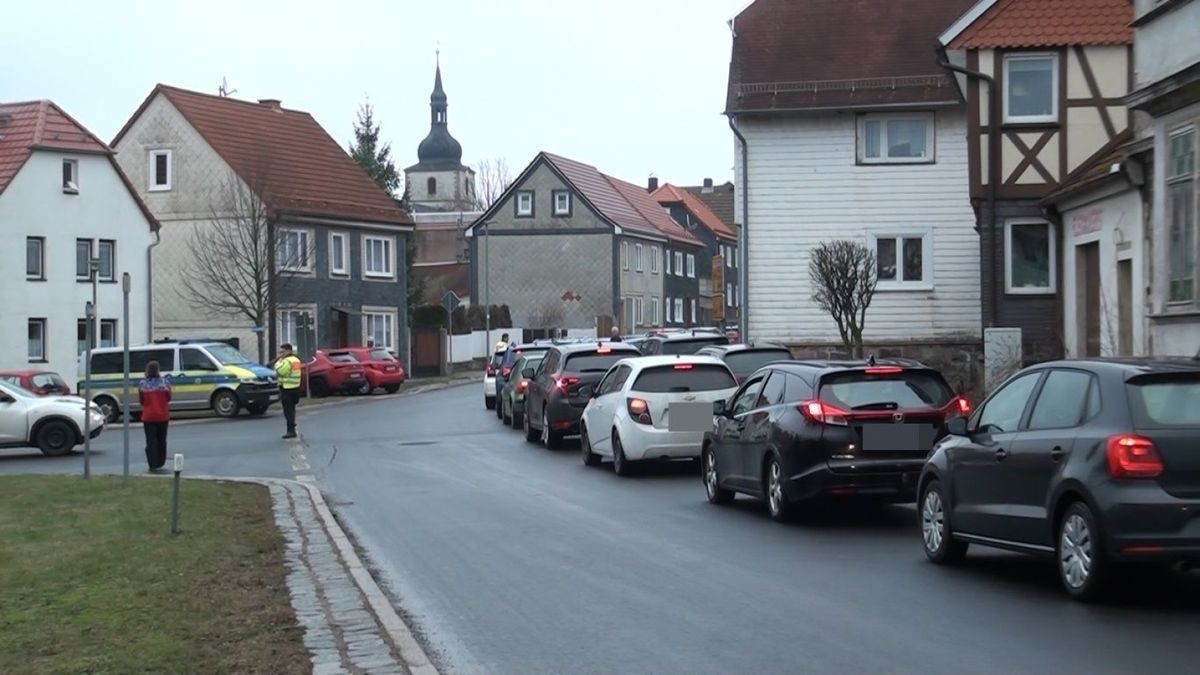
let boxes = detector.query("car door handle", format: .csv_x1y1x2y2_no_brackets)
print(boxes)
995,448,1008,462
1050,447,1065,462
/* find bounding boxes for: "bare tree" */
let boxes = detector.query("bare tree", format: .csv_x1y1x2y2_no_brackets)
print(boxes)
473,157,512,211
178,171,312,362
527,299,565,330
808,240,878,359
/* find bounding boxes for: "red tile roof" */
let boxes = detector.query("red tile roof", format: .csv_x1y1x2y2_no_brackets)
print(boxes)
727,0,975,113
540,152,702,247
114,85,411,227
0,100,159,229
948,0,1132,49
684,182,737,232
652,183,738,242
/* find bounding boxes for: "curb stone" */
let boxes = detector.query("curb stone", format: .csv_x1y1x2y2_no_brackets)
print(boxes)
188,474,439,675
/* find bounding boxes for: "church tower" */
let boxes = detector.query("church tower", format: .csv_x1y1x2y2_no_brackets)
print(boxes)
404,61,476,212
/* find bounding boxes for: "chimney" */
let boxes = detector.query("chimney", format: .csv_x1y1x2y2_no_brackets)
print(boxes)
702,178,714,194
647,176,659,192
258,98,282,110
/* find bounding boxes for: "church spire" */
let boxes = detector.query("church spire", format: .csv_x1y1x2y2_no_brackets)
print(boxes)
413,56,464,170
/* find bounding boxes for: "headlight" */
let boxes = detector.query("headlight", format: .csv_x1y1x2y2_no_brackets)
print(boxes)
239,377,261,384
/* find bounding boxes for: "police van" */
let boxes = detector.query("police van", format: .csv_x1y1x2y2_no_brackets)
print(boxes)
78,339,279,421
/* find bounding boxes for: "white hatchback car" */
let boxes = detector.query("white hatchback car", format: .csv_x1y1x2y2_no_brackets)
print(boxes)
0,380,106,456
581,356,738,475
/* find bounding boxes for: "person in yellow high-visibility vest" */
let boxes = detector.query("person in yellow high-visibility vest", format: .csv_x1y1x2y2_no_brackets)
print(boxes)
274,343,303,439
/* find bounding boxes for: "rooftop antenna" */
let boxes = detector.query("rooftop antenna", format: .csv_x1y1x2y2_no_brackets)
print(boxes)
218,76,237,98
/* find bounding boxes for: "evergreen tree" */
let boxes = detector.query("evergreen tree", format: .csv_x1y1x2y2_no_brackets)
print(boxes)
348,100,400,195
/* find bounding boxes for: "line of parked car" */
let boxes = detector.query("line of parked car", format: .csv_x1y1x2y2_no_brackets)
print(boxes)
483,330,1200,601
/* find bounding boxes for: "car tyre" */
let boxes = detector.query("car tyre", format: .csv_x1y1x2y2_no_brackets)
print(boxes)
764,456,792,522
502,397,513,426
383,384,401,394
37,420,76,456
245,402,269,416
921,480,968,564
541,408,563,449
485,395,496,410
93,395,120,424
581,425,601,467
612,432,633,476
1058,501,1109,602
523,406,540,443
703,446,734,504
212,390,239,418
309,377,329,399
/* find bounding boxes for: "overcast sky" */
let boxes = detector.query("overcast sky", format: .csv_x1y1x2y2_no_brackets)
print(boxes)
3,0,746,191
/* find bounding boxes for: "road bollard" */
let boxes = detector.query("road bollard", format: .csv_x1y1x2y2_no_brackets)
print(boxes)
170,453,184,535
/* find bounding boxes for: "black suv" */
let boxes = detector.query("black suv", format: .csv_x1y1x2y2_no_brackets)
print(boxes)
524,342,642,448
695,343,793,383
702,359,966,521
640,330,729,356
919,358,1200,601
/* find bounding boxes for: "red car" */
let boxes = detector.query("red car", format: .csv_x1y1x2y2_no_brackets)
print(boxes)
304,351,368,397
340,347,406,394
0,369,71,396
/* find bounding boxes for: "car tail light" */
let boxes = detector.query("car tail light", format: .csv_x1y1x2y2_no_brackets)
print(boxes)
865,366,903,374
485,364,495,376
954,396,971,416
516,380,528,394
798,399,849,426
597,345,612,354
500,366,512,378
627,397,652,424
1106,435,1164,478
673,364,693,370
553,376,580,392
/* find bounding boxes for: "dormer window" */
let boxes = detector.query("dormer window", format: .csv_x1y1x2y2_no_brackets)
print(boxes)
1004,54,1058,124
62,159,78,194
515,190,534,217
149,149,172,191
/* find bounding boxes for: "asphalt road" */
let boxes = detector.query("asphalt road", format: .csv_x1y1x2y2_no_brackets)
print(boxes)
6,383,1198,674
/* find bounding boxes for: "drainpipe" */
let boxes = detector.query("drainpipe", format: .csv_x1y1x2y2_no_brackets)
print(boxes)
146,230,161,342
728,116,750,342
940,58,999,327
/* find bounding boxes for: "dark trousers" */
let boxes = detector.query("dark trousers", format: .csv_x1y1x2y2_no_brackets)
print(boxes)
281,389,300,433
143,421,169,469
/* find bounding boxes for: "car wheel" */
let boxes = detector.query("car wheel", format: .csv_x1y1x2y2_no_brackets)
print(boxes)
764,456,792,522
246,403,269,416
921,481,968,564
212,390,239,418
485,395,496,410
94,395,120,424
703,446,734,505
510,405,523,430
541,408,563,449
1058,501,1109,601
524,406,540,443
502,397,512,425
383,384,401,394
37,420,76,456
309,377,329,399
612,432,633,476
581,425,601,467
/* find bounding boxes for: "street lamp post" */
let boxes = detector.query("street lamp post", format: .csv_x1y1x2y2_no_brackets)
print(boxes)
121,273,131,486
82,259,101,479
484,222,491,351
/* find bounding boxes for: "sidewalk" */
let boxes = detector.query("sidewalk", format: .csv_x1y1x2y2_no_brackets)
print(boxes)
267,479,439,675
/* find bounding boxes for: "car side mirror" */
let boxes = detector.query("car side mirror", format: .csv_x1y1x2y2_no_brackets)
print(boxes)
522,368,534,378
713,399,728,417
946,416,969,437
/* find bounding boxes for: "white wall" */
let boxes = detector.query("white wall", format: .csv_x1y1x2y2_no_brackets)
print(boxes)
735,110,981,345
1060,186,1145,357
447,327,529,364
0,151,155,386
1133,0,1200,89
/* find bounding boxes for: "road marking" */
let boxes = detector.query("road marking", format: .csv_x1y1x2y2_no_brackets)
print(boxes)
286,436,314,482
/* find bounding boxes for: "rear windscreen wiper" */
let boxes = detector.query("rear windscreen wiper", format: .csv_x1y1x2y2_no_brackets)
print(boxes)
851,401,899,410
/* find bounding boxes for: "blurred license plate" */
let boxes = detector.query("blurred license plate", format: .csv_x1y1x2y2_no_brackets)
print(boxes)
349,373,363,378
862,424,924,451
385,366,396,372
669,402,712,432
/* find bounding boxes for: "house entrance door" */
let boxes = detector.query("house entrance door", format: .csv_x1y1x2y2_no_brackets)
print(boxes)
1117,259,1133,355
1076,243,1100,357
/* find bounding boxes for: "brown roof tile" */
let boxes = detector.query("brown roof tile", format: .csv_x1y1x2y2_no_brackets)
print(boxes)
115,85,411,227
949,0,1132,49
652,183,738,241
727,0,975,113
684,182,737,230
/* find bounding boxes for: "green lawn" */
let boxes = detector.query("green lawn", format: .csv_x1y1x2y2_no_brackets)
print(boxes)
0,475,308,674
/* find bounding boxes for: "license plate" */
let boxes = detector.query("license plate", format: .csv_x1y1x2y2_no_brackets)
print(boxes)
861,424,927,452
349,373,362,378
385,366,396,372
668,402,712,432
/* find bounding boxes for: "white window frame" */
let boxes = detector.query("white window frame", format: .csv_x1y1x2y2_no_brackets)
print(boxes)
621,241,629,270
278,305,318,352
665,296,673,323
691,298,698,323
97,239,116,282
1004,219,1057,294
674,298,684,323
26,236,44,280
329,232,349,276
857,113,936,164
634,297,644,326
650,296,660,325
362,234,395,280
686,254,696,278
650,246,659,274
635,243,644,272
516,191,534,217
277,228,313,273
361,306,398,351
553,190,571,216
1166,125,1197,307
62,158,78,194
76,239,92,280
1003,53,1059,124
28,318,46,362
148,149,173,191
868,231,935,291
675,251,684,276
665,249,672,274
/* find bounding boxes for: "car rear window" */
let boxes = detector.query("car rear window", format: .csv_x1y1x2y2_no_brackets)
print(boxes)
819,369,953,410
632,365,737,393
1127,374,1200,427
564,350,638,373
369,348,394,362
327,353,358,364
503,346,549,367
725,349,792,376
661,337,730,355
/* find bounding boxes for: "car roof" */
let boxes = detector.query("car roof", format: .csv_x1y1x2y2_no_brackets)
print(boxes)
766,358,931,375
554,342,642,354
0,369,50,376
1023,357,1200,376
697,343,790,354
613,355,728,372
654,331,730,342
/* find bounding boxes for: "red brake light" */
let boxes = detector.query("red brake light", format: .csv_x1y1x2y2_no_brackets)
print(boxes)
627,397,652,424
596,346,612,354
673,363,693,370
485,365,494,376
1106,435,1163,478
865,367,903,374
516,380,528,394
798,399,849,426
553,376,581,392
501,366,512,378
955,396,971,416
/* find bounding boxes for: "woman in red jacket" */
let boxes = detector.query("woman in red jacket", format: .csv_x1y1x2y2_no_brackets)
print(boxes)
138,360,172,473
